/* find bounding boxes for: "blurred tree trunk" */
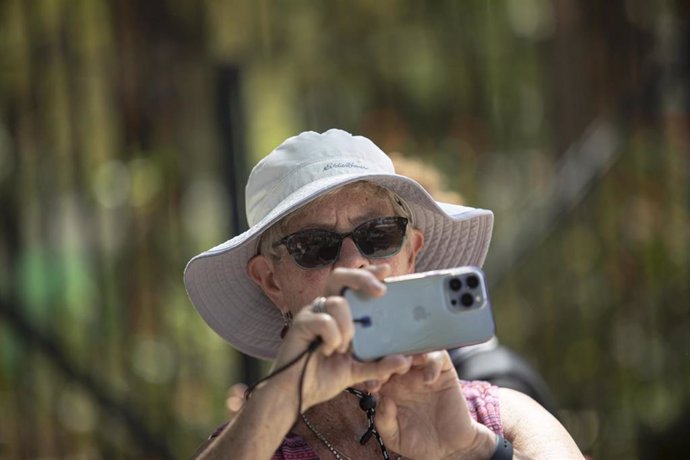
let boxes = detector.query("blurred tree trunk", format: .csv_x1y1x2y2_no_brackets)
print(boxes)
551,0,654,153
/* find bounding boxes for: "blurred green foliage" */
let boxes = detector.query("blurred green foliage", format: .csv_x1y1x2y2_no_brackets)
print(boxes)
0,0,688,458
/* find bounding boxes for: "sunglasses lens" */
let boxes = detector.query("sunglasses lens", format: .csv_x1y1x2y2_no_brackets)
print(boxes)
281,217,407,268
353,217,407,258
285,231,341,268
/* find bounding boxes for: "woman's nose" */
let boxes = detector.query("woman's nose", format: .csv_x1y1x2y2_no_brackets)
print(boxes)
334,236,369,269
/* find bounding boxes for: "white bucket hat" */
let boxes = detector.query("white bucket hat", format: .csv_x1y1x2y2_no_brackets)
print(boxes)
184,129,494,360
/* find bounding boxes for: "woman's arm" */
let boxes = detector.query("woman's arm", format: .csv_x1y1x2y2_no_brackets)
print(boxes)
193,282,415,459
195,371,301,460
500,388,584,459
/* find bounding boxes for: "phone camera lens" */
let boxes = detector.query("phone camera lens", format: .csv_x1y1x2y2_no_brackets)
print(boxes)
449,278,462,291
466,275,479,289
461,293,474,307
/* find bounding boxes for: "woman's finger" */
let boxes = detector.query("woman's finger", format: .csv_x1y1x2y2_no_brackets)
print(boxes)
411,351,452,384
365,264,393,281
290,309,343,356
317,296,354,354
324,265,391,297
226,383,248,416
350,354,413,387
375,395,400,448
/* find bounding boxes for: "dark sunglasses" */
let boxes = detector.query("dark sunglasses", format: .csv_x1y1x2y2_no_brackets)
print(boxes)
273,216,409,269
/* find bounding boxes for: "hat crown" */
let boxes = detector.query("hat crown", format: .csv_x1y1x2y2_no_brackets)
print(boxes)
245,129,395,226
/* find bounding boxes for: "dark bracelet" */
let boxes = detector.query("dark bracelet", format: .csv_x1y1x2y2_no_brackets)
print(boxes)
490,434,513,460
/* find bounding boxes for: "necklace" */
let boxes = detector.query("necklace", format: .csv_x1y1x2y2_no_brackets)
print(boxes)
301,413,352,460
301,389,400,460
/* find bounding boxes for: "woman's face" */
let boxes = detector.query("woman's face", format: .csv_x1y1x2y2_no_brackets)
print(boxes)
259,184,424,316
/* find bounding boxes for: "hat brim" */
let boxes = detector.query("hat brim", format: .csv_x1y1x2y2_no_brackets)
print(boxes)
184,173,493,360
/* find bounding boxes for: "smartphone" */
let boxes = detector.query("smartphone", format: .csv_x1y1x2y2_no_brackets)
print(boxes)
345,266,495,361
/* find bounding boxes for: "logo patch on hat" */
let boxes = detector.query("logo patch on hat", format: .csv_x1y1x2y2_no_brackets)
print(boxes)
323,161,368,171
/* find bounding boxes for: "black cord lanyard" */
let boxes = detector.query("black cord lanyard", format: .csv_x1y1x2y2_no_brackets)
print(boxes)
346,387,394,460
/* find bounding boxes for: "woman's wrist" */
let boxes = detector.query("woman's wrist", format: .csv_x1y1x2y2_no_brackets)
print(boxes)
252,364,306,409
442,423,500,460
197,377,301,460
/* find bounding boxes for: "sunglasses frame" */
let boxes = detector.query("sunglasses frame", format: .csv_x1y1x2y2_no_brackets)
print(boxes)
273,216,409,269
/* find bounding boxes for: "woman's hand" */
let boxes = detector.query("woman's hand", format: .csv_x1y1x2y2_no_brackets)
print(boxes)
375,351,497,460
270,264,414,410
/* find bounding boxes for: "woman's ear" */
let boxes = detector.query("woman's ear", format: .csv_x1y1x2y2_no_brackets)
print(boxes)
407,228,424,270
247,254,288,313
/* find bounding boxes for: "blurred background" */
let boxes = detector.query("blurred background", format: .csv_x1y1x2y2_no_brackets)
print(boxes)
1,0,688,458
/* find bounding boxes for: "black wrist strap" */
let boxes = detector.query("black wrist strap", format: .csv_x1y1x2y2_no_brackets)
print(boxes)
491,434,513,460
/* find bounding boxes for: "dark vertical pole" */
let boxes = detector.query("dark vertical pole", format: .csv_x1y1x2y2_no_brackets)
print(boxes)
216,64,263,385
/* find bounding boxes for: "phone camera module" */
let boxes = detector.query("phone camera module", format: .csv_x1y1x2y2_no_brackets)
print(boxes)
460,293,474,307
449,278,462,291
466,275,479,289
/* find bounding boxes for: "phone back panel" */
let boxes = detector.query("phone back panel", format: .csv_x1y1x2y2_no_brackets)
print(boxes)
346,267,495,361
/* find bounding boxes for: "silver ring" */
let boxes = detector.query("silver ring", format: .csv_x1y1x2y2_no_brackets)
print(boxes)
311,296,328,313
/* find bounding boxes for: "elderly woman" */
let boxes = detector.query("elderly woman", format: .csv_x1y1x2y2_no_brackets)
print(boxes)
185,129,583,459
